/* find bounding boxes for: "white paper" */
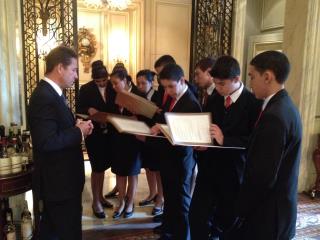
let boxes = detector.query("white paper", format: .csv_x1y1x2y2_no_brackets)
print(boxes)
165,112,212,145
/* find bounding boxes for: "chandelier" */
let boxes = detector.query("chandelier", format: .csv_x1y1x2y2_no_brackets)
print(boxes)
83,0,132,10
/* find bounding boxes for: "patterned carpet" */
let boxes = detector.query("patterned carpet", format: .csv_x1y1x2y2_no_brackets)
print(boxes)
82,194,320,240
294,194,320,239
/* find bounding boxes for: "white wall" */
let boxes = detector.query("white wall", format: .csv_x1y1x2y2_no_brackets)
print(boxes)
77,0,192,84
144,0,192,78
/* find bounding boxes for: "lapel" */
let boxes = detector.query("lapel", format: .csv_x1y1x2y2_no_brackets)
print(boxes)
41,80,75,124
170,89,190,112
263,89,287,113
92,82,107,105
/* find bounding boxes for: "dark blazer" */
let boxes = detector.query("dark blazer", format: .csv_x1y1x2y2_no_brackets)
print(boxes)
28,80,84,202
110,85,143,176
77,80,117,130
206,87,261,182
77,80,117,169
237,89,302,240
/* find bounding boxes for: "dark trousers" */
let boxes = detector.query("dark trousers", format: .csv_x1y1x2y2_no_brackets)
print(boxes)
160,148,195,240
189,159,240,240
39,195,82,240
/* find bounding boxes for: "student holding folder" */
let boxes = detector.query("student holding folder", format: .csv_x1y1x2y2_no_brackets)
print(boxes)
136,70,164,215
189,56,261,239
151,63,201,240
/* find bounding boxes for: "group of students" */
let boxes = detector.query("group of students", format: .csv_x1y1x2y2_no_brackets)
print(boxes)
78,51,302,240
28,45,302,240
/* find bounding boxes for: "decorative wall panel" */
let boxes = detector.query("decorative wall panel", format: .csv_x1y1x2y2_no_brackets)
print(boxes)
190,0,233,79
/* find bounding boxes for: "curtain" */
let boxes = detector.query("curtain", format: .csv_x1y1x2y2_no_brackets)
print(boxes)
0,0,24,127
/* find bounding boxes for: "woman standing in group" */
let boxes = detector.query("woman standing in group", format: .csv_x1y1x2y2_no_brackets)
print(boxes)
109,69,142,219
136,70,164,216
78,60,116,218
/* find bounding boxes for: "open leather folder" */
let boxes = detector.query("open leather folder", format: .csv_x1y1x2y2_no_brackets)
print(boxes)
115,91,158,119
163,112,245,149
77,111,245,149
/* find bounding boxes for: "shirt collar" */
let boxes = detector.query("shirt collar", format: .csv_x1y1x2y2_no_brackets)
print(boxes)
175,84,188,103
206,83,215,95
262,93,276,111
43,77,63,96
146,88,155,101
224,82,244,104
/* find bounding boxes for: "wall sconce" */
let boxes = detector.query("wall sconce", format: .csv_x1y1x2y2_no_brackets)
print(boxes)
78,27,97,73
35,0,60,58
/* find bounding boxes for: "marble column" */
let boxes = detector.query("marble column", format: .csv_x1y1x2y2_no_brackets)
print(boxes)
232,0,247,72
282,0,320,191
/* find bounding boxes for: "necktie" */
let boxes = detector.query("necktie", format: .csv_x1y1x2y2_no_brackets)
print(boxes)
162,93,169,107
225,96,232,108
202,91,209,107
169,98,176,112
254,110,264,127
61,94,68,107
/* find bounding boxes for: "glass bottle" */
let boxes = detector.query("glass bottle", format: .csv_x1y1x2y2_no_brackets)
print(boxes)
0,137,11,175
4,212,16,240
9,138,22,174
21,200,33,240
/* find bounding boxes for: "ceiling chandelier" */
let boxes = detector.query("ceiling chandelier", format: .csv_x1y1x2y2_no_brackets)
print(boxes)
83,0,132,10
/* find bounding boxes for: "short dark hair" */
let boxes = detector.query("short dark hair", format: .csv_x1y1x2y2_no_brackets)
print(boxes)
210,55,240,79
45,45,77,74
195,57,216,72
250,50,290,84
159,63,184,82
154,55,176,69
91,60,108,79
110,69,133,85
136,69,156,83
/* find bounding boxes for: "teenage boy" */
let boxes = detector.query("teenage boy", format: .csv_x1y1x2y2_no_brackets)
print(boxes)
236,51,302,240
152,63,201,240
189,55,261,240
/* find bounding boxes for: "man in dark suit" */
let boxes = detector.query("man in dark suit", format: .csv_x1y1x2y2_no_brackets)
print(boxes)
189,56,261,240
28,46,93,240
151,63,201,240
236,51,302,240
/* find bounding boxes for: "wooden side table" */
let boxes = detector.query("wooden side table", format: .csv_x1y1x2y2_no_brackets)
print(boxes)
0,169,36,240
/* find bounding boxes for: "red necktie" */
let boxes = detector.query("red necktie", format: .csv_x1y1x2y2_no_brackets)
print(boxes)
203,91,209,107
225,96,232,108
169,98,176,112
254,110,264,127
162,93,169,107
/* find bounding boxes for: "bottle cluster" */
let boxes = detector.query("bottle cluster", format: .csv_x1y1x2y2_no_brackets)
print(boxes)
0,124,33,176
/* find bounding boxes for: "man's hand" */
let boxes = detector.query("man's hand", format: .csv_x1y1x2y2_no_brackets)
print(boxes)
76,119,94,138
88,107,98,116
210,124,224,145
150,124,161,135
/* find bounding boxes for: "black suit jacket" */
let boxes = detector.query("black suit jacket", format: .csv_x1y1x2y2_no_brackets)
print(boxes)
237,89,302,240
206,87,262,182
77,80,117,133
28,80,84,202
155,88,202,162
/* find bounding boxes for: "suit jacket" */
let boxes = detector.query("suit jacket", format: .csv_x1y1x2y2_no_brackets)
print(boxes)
109,85,143,175
28,80,84,202
154,88,202,163
206,87,261,182
237,89,302,240
77,80,117,134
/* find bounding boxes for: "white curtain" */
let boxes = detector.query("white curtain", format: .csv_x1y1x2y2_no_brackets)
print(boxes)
0,0,24,127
